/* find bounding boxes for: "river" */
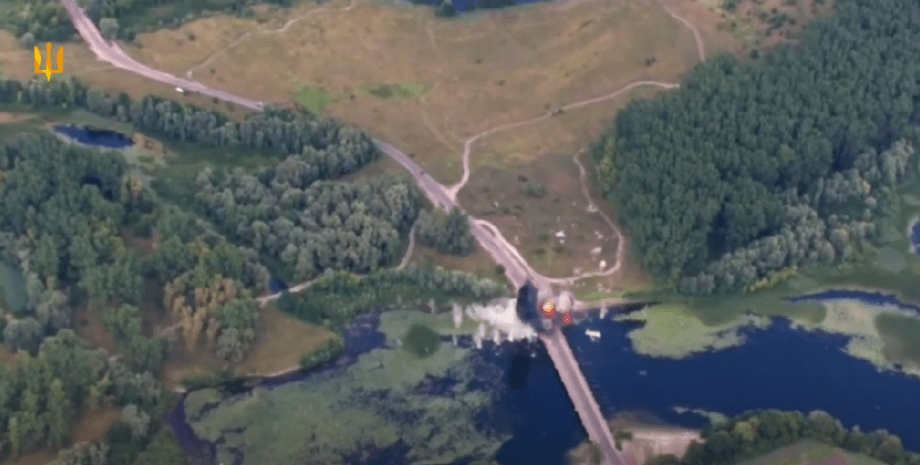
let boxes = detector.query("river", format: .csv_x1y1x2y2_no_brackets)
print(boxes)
168,294,920,465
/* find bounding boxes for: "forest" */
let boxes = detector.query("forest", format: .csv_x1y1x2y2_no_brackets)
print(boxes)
415,207,476,256
591,0,920,294
3,0,290,43
0,74,494,463
643,409,920,465
276,264,507,327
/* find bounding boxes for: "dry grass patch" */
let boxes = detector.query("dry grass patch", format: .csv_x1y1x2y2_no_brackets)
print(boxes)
409,244,510,285
73,300,121,357
0,30,249,119
233,306,337,377
456,92,663,282
119,0,708,183
699,0,835,50
0,405,122,465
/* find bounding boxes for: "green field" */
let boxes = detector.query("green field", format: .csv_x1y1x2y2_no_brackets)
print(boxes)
736,440,888,465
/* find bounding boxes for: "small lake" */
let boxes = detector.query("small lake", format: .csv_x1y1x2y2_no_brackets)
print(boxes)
54,125,134,149
0,261,28,315
170,294,920,465
406,0,549,13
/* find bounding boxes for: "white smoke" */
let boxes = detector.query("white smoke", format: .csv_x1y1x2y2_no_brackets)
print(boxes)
452,303,463,329
465,298,538,343
473,323,487,349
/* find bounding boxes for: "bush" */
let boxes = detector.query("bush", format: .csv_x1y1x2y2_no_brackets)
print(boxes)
402,324,441,358
299,337,344,370
179,369,234,391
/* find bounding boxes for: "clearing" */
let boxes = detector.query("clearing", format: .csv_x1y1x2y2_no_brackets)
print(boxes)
72,0,734,288
736,439,888,465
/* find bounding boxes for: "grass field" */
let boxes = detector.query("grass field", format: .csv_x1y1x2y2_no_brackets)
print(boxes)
736,440,888,465
50,0,736,287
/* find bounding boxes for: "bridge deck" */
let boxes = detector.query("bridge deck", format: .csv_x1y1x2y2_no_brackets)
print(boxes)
540,329,625,465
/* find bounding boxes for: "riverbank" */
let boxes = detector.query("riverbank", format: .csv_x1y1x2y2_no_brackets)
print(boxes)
566,413,701,465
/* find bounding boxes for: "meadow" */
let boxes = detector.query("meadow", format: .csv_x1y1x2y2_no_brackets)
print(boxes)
0,0,745,291
735,439,888,465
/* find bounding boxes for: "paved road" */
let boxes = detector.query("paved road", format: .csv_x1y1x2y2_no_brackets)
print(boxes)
59,4,626,462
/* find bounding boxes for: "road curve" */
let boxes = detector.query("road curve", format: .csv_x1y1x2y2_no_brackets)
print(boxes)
59,4,633,462
60,0,265,111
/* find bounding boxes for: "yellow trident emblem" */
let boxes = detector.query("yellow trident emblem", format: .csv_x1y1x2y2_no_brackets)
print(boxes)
34,42,64,82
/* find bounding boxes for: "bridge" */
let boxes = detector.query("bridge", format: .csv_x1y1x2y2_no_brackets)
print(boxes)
57,3,628,463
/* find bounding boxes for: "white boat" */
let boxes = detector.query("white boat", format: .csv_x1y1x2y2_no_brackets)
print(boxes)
585,329,601,341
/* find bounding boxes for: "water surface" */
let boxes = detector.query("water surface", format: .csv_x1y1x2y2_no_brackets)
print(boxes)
54,125,134,149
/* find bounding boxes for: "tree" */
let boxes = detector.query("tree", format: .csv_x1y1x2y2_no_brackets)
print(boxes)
592,0,920,292
416,208,475,256
47,378,70,448
19,32,35,49
435,0,456,17
4,317,43,353
99,17,119,40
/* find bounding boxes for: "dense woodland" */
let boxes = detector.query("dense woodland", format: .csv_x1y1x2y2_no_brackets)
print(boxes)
4,0,290,43
592,0,920,293
277,264,507,327
642,410,920,465
194,166,420,283
415,207,476,256
0,74,495,463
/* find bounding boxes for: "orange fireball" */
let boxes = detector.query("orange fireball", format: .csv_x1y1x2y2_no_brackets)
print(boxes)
541,301,556,318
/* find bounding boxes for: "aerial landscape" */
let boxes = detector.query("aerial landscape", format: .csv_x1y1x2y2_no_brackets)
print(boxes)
0,0,919,464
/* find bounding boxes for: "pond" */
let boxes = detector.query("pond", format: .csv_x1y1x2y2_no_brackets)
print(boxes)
0,261,28,315
169,295,920,465
54,125,134,149
406,0,550,14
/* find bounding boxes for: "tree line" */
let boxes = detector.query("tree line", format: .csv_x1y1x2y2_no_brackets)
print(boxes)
0,73,490,461
277,263,508,328
0,76,380,170
591,0,920,293
416,207,476,256
193,166,420,283
4,0,291,44
647,409,920,465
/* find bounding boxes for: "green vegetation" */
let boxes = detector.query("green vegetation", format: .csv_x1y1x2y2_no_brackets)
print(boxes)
592,0,920,294
293,86,335,113
276,265,507,328
416,207,476,256
298,337,344,370
674,410,920,465
2,0,292,43
734,440,888,465
0,72,509,462
131,429,188,465
180,369,237,392
0,260,27,314
616,304,771,359
0,0,75,43
185,336,508,465
402,323,441,358
363,82,427,100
